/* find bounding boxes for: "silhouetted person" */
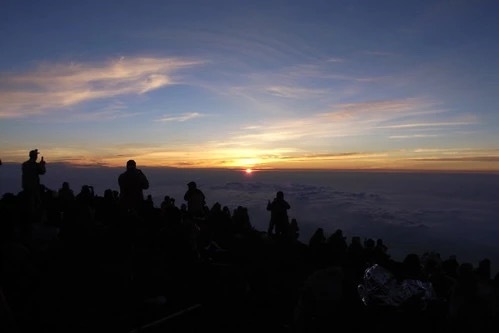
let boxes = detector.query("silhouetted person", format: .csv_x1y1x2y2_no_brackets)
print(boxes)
232,205,252,234
326,229,348,265
21,149,46,220
76,185,94,203
183,181,206,219
160,195,176,212
160,195,181,227
309,228,326,248
118,160,149,213
287,218,300,241
267,190,290,238
58,181,75,214
95,188,119,226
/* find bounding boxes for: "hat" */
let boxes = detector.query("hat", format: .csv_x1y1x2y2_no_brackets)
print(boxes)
29,149,39,157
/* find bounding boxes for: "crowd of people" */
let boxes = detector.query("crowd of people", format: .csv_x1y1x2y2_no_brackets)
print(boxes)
1,150,498,332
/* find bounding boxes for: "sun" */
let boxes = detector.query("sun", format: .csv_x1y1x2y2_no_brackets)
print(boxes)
245,168,253,174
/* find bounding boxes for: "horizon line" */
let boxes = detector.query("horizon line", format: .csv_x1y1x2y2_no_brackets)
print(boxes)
1,161,498,175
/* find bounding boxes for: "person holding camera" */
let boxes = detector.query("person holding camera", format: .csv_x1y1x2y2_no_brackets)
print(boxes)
118,159,150,213
184,181,206,219
21,149,46,220
267,190,291,238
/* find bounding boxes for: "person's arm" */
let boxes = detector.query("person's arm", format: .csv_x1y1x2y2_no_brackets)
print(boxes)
118,174,124,193
139,170,149,189
38,157,46,175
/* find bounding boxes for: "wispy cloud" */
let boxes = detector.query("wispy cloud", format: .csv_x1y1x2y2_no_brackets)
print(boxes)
412,156,499,162
389,134,440,139
382,121,476,129
206,98,478,158
326,57,345,63
265,85,329,98
206,99,439,148
0,56,203,118
216,60,386,103
277,152,386,161
279,63,386,83
321,98,438,121
318,99,480,136
68,101,145,122
156,112,204,122
413,148,499,154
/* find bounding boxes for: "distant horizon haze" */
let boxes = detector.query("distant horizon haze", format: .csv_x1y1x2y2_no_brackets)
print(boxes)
1,160,498,174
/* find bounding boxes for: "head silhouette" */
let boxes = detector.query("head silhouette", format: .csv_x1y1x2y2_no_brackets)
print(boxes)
126,159,136,170
29,149,39,159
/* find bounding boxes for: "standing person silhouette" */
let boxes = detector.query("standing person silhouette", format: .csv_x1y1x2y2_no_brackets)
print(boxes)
267,190,291,238
184,181,206,219
21,149,46,220
118,160,149,214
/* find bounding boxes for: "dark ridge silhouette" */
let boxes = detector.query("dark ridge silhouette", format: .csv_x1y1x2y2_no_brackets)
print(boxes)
1,157,498,332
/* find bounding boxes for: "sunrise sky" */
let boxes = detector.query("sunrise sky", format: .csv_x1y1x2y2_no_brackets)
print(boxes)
1,0,499,171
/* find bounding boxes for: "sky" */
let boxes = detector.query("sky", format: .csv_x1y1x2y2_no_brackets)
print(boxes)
1,0,499,171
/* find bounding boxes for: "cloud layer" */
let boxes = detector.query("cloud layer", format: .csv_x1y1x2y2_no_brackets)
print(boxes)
0,57,203,118
2,165,498,273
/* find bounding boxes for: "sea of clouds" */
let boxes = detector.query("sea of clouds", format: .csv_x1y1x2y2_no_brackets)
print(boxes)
2,163,499,274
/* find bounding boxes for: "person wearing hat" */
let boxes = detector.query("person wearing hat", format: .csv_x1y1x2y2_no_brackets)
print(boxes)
21,149,46,219
118,159,150,213
183,181,206,218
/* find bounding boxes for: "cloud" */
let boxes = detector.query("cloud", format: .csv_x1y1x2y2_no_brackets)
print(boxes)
155,112,204,122
225,98,448,144
317,99,480,137
265,85,329,98
321,98,438,121
275,63,385,83
277,152,387,161
214,60,386,106
326,57,345,63
67,101,145,122
0,56,203,118
389,134,440,139
412,156,499,162
413,148,499,154
382,121,476,129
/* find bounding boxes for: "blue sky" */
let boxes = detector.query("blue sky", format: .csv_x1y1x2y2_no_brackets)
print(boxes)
1,0,499,171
